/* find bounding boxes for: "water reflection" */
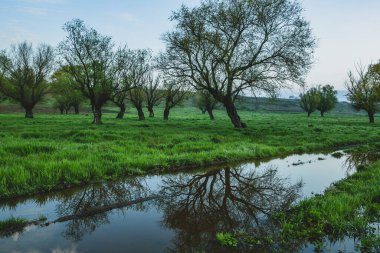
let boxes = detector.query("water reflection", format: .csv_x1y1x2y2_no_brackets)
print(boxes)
157,167,302,252
54,179,152,241
344,152,380,174
0,151,377,253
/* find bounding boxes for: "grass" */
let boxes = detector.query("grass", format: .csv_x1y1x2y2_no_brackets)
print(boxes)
0,215,47,237
0,217,29,237
0,106,379,199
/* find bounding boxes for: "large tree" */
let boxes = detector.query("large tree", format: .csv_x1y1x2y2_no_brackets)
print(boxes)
58,19,123,124
316,84,337,117
158,0,315,128
113,48,151,119
0,42,54,118
346,63,380,123
299,87,320,117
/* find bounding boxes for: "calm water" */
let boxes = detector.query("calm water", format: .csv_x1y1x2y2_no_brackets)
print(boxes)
0,151,376,253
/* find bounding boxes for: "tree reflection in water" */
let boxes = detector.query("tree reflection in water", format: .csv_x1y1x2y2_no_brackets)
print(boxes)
55,178,151,242
344,152,380,174
157,167,303,252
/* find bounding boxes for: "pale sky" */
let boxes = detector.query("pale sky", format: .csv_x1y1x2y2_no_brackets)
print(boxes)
0,0,379,93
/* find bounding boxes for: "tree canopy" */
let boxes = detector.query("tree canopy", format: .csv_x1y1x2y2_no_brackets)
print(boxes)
158,0,315,128
316,85,337,117
299,87,320,117
346,63,380,123
0,42,54,118
58,19,124,124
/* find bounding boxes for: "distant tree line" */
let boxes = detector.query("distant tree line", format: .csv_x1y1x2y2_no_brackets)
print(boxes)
299,85,338,117
0,0,317,127
299,62,380,123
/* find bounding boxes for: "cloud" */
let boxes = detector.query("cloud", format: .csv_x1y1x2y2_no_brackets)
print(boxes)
18,0,67,4
117,11,136,23
19,6,48,15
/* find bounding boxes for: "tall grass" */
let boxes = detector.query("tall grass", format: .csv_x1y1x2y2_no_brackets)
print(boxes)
0,107,379,198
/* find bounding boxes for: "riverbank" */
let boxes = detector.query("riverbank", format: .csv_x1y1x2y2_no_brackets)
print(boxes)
274,151,380,252
0,109,379,199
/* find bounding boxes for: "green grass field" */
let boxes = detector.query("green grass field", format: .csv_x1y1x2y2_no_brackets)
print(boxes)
0,107,379,198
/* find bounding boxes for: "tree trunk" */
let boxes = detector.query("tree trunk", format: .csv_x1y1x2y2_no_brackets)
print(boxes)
163,108,170,120
224,100,246,128
74,105,80,115
116,103,126,119
59,106,64,115
308,111,311,117
25,108,34,118
320,111,325,117
201,109,206,114
368,111,375,123
206,106,214,120
92,105,102,124
137,106,145,121
148,106,154,118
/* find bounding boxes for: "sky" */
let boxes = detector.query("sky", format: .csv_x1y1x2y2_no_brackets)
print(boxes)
0,0,379,95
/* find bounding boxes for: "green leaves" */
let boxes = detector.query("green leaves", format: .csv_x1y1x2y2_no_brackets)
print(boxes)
216,232,238,247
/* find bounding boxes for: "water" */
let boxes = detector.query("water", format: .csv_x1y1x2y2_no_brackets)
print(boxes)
0,151,376,253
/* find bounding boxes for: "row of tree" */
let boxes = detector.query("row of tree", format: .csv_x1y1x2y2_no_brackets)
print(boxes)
299,62,380,123
0,0,316,128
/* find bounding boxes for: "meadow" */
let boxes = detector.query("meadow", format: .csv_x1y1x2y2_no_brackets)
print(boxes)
0,107,379,199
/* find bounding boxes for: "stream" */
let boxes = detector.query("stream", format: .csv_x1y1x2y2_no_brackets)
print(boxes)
0,151,377,253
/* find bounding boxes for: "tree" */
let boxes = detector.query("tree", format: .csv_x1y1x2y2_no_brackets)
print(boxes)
163,79,188,120
51,67,85,115
346,63,380,123
299,87,320,117
144,74,163,118
112,48,151,119
128,87,146,121
158,0,315,128
195,90,218,120
0,88,6,103
316,85,337,117
0,42,54,118
58,19,123,124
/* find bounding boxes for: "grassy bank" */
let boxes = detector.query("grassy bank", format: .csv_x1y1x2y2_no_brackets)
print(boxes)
0,108,379,198
277,157,380,252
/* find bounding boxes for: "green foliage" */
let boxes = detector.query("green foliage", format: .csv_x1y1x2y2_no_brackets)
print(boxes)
346,62,380,123
216,232,238,247
51,67,85,114
0,109,379,198
159,0,316,127
0,42,54,117
299,87,320,116
316,85,338,116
